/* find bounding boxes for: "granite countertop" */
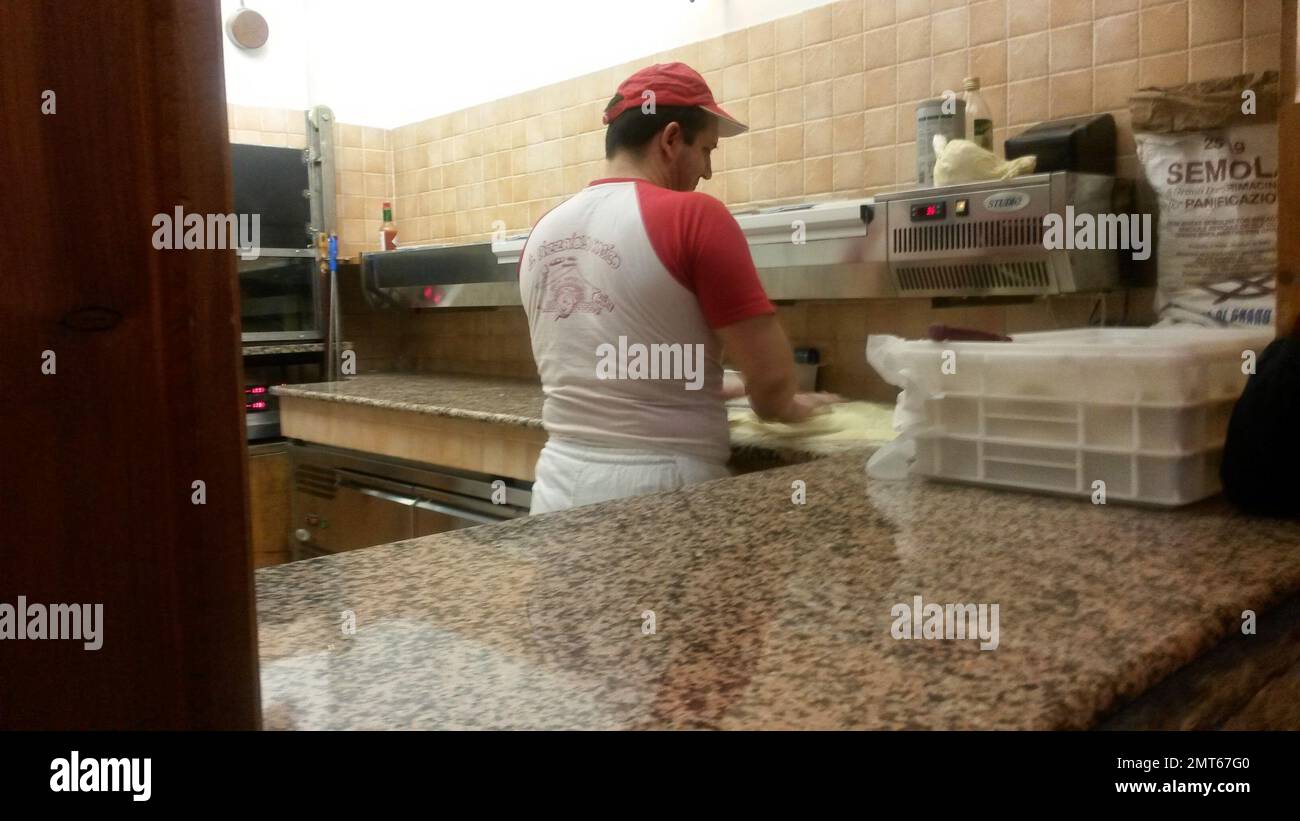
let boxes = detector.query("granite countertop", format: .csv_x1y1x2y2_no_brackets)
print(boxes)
255,454,1300,730
271,373,890,463
244,341,354,356
272,373,546,428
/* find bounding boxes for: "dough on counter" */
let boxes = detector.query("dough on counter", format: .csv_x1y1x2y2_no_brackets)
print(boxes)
728,401,897,443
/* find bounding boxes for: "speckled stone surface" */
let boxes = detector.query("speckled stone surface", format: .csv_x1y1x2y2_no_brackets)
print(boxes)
271,374,547,429
244,341,353,356
727,435,886,466
255,454,1300,730
270,373,881,462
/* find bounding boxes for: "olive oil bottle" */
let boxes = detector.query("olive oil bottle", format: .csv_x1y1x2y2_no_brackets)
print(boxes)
963,77,994,152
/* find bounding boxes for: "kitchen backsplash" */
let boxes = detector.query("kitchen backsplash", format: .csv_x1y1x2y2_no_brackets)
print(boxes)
228,0,1270,400
344,290,1151,402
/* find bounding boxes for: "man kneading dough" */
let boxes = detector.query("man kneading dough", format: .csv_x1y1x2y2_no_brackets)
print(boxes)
519,63,838,514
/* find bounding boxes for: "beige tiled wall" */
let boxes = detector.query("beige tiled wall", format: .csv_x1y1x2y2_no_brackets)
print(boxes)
393,307,539,381
774,289,1153,398
227,104,309,149
379,0,1281,247
227,1,1282,253
335,265,405,374
372,289,1152,401
335,122,396,259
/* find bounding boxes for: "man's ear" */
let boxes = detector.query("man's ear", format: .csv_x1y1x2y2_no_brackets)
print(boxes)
658,121,682,155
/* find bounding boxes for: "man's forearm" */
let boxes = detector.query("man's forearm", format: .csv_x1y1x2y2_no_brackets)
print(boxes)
747,372,800,421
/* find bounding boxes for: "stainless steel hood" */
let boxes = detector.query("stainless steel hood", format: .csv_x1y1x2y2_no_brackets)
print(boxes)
729,198,892,300
361,196,895,309
360,242,520,309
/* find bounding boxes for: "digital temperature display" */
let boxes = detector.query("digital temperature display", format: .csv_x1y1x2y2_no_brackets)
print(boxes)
910,202,946,221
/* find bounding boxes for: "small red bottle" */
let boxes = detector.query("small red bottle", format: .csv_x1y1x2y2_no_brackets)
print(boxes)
380,201,398,251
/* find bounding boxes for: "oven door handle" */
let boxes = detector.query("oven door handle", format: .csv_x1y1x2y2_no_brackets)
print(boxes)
347,485,418,506
336,470,420,507
413,498,502,526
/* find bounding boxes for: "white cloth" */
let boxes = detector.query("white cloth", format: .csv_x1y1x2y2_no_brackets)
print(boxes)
529,437,729,515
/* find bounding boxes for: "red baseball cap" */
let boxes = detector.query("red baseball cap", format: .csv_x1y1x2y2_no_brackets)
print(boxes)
602,62,748,138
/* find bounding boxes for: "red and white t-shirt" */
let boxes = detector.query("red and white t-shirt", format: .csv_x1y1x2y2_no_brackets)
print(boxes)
519,178,773,463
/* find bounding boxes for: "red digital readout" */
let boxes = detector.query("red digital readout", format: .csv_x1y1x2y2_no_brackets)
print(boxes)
246,400,268,411
245,385,268,395
911,202,946,221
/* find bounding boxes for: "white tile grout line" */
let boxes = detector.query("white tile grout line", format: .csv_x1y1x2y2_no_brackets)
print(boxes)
1091,0,1098,116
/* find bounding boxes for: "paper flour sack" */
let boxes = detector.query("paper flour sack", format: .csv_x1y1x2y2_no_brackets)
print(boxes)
1130,71,1280,329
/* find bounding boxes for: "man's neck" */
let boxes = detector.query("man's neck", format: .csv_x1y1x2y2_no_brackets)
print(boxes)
603,155,670,189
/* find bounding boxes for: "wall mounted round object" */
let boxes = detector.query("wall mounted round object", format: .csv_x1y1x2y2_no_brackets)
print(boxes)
226,7,269,50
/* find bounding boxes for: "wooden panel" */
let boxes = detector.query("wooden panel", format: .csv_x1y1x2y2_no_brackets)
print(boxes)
279,397,547,480
1278,0,1300,336
0,1,260,728
249,447,292,568
1099,593,1300,730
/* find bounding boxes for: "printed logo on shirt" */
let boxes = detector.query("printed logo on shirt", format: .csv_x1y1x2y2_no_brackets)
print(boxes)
539,255,616,320
526,232,622,271
595,335,706,391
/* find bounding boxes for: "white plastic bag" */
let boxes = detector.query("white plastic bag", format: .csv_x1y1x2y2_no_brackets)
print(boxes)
864,335,932,480
931,135,1036,186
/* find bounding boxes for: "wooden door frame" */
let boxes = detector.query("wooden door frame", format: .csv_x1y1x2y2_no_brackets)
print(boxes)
0,0,260,729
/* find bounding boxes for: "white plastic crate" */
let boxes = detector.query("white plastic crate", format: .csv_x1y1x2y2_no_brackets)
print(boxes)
925,395,1238,453
914,436,1226,506
875,327,1272,507
890,327,1269,405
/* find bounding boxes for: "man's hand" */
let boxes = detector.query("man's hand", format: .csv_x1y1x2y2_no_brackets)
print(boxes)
721,371,748,400
716,314,841,424
778,392,843,423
